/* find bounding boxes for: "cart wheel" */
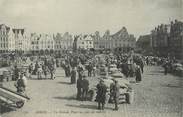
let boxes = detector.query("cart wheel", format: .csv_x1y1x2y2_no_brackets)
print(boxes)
16,101,24,108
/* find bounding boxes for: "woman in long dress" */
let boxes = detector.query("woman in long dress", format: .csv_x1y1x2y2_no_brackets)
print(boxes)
135,65,142,83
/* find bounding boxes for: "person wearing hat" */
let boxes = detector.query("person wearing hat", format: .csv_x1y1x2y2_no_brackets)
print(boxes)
37,64,43,80
76,74,83,100
110,79,120,110
33,61,39,75
28,63,33,78
65,63,71,77
163,61,168,75
81,74,89,101
135,65,142,82
77,62,84,79
96,79,107,110
48,63,56,80
71,67,76,84
87,62,93,77
13,65,20,81
14,72,27,94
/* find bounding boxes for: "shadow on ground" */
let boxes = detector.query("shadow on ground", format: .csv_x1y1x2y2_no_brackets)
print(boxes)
146,73,164,76
28,78,53,80
53,95,76,101
129,81,136,83
0,105,16,114
161,84,182,88
151,70,164,73
57,81,71,85
65,104,113,110
55,75,66,77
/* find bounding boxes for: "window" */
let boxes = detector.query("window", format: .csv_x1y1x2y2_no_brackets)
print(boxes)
82,42,84,44
89,42,92,44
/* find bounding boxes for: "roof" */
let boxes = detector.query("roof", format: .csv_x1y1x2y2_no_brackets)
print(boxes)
0,24,10,30
111,27,131,40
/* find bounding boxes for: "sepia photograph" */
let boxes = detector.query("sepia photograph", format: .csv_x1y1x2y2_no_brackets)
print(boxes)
0,0,182,117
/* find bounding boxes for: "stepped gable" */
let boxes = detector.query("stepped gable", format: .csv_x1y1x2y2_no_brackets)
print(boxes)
103,30,110,38
12,28,25,35
111,27,129,40
0,24,10,31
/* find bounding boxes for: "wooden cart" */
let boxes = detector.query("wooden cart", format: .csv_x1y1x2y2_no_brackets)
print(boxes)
0,86,30,108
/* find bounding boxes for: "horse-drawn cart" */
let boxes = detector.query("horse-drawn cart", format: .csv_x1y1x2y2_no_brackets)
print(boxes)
0,86,30,108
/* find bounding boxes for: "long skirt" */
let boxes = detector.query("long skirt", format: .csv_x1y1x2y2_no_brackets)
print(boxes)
136,73,142,82
71,76,76,84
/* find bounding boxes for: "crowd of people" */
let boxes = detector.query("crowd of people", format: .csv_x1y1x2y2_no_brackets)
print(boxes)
10,55,57,94
1,49,182,111
7,51,142,110
58,51,145,110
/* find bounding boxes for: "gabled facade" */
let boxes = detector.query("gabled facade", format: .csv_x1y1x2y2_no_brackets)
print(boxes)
92,27,136,51
77,35,94,49
0,24,10,52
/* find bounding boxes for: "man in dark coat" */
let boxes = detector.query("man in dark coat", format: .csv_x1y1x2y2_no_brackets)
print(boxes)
87,62,93,77
122,63,129,77
146,57,149,66
76,76,83,100
65,64,70,77
77,63,84,78
13,65,19,81
96,80,107,110
110,79,120,110
71,67,76,84
33,61,39,75
164,62,168,75
82,75,89,101
14,72,27,94
42,64,48,79
48,63,55,80
28,63,33,75
139,59,144,74
56,58,60,67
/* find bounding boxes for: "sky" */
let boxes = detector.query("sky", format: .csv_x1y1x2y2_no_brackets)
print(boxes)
0,0,182,38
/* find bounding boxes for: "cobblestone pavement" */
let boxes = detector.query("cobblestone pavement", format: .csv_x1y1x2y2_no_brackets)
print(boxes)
1,66,183,117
